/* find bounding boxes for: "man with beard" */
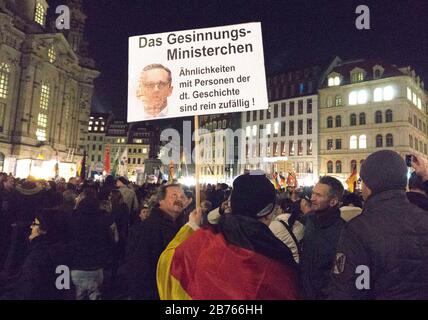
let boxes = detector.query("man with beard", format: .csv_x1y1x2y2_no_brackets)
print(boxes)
124,183,186,299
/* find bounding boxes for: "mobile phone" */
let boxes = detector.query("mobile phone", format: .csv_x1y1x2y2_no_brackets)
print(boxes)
405,154,413,167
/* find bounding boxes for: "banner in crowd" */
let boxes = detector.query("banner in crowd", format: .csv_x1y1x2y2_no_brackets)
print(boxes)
128,22,268,121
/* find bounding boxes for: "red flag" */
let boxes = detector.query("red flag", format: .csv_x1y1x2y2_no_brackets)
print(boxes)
165,228,298,299
104,144,111,174
286,172,298,188
346,167,358,192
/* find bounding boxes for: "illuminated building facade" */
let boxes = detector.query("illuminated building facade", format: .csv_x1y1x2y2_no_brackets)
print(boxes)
319,59,428,182
199,113,241,185
0,0,99,178
241,57,341,186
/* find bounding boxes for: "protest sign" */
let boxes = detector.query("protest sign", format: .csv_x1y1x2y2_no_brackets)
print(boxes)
128,22,268,122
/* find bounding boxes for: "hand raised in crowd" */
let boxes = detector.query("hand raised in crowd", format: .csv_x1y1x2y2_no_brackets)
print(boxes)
411,154,428,182
188,207,203,229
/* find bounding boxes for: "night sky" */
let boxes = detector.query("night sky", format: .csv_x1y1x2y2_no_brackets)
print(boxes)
49,0,428,118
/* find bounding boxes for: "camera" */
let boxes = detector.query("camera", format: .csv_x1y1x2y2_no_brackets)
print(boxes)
405,154,413,167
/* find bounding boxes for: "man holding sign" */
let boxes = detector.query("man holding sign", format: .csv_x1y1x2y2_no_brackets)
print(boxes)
136,64,173,119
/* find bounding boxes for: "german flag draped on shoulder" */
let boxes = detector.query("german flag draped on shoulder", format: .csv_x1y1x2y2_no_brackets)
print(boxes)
157,214,299,300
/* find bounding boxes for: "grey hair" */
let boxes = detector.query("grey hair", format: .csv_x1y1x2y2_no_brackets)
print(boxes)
142,63,172,82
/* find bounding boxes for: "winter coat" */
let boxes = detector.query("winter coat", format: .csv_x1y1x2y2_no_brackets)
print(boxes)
1,235,67,299
269,213,305,263
328,190,428,299
123,206,183,299
406,191,428,211
300,207,345,299
118,186,139,215
68,207,114,271
339,206,363,222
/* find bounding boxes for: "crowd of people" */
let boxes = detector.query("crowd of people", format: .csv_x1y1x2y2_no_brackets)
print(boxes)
0,149,427,299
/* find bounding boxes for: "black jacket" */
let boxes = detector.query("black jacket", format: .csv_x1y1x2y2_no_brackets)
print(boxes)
328,190,428,299
300,206,345,299
406,191,428,211
123,207,182,299
1,235,66,299
68,208,114,270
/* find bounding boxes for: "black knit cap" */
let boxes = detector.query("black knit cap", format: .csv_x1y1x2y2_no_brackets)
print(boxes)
117,176,129,185
230,172,276,218
360,150,407,195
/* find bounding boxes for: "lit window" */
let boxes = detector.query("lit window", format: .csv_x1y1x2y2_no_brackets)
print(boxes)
95,121,99,125
407,87,412,101
89,121,93,125
349,91,357,105
334,76,340,86
359,135,367,149
357,90,367,104
383,86,393,101
40,84,50,110
121,138,125,143
0,63,10,99
94,127,98,131
88,127,91,131
100,127,104,131
90,117,94,119
246,126,251,137
418,98,422,110
117,139,120,143
328,76,340,86
36,84,50,141
143,148,147,154
350,135,357,149
351,72,364,83
274,122,279,134
252,125,257,137
34,2,46,26
374,88,383,102
48,46,56,63
266,123,271,135
413,93,417,105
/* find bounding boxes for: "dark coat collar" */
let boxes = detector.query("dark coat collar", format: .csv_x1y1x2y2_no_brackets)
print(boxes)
364,189,408,212
312,206,342,228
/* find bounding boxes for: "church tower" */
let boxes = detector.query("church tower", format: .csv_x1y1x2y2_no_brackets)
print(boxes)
62,0,86,54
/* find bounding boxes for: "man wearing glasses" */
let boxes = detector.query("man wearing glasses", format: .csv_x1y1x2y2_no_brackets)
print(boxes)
136,64,173,119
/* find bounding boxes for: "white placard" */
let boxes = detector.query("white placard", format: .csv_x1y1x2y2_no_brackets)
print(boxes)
128,22,268,122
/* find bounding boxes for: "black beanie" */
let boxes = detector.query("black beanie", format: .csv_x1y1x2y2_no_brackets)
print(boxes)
230,173,276,218
360,150,407,195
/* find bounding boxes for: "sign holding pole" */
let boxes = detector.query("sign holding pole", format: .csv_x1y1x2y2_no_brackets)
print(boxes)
194,115,201,207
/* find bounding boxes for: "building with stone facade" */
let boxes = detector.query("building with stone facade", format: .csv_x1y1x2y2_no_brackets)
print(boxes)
103,119,150,181
240,57,341,186
319,59,428,183
87,112,109,177
126,122,150,179
0,0,99,179
199,113,241,185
